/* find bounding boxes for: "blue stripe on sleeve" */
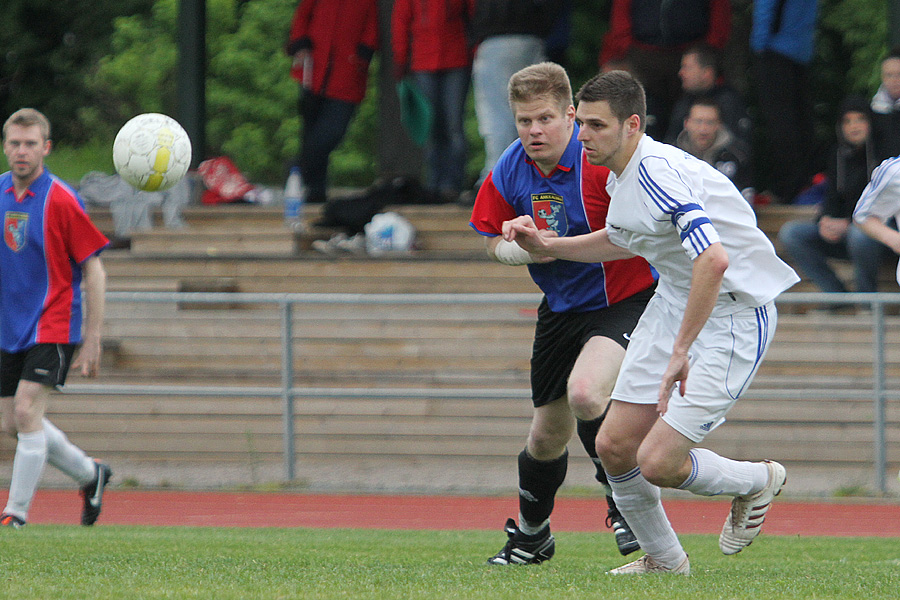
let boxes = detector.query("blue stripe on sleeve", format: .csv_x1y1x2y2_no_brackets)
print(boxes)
638,162,680,214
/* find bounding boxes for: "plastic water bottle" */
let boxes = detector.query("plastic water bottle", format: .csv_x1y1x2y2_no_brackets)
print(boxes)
284,166,305,231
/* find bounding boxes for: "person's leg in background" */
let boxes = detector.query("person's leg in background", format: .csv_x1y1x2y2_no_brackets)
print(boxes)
298,91,357,204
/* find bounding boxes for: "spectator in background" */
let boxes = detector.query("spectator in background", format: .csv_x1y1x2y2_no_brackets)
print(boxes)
779,97,888,298
750,0,818,204
467,0,556,194
598,0,731,139
665,43,751,145
286,0,378,205
871,49,900,162
675,97,754,202
544,0,574,67
392,0,474,204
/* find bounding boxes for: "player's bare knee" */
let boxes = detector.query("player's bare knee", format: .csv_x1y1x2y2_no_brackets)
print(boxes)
527,428,568,460
636,447,682,488
596,431,635,472
566,382,606,421
12,404,40,433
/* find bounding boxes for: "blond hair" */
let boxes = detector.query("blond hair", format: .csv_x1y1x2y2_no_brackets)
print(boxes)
508,62,573,116
3,108,51,141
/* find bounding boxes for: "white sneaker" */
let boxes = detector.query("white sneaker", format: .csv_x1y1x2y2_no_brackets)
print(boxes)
311,233,349,256
334,233,366,254
719,460,787,555
608,554,690,575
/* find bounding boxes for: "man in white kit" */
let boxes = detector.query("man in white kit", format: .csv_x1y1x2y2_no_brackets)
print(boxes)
853,155,900,283
504,70,800,574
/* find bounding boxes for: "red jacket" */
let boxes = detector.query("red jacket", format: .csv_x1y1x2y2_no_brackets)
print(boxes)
599,0,731,66
286,0,378,104
391,0,474,77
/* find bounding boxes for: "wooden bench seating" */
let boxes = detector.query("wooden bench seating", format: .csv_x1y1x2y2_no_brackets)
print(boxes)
5,200,892,494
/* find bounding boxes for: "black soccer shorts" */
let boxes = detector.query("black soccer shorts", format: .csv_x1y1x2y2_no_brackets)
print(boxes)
0,344,77,397
530,286,654,408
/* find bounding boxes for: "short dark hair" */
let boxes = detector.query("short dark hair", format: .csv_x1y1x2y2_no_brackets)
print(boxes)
508,62,573,116
886,47,900,62
575,70,647,132
683,43,721,76
689,96,722,117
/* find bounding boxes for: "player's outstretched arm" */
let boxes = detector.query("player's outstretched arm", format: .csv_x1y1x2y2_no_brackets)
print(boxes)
857,215,900,255
502,215,635,263
657,242,728,414
485,234,555,266
72,255,106,378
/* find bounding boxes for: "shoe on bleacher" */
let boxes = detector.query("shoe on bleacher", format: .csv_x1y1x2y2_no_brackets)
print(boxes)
333,233,366,254
487,518,555,565
0,513,26,528
608,554,690,575
80,460,113,526
605,495,640,555
311,233,350,256
719,460,786,555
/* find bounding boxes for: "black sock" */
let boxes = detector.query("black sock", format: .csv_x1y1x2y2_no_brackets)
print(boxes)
576,411,608,487
518,448,568,527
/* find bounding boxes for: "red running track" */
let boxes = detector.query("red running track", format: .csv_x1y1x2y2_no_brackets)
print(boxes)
8,490,900,537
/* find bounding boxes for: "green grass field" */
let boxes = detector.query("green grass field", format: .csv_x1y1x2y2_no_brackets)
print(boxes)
2,526,899,599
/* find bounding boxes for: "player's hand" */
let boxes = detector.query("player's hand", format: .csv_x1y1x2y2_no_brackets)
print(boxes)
818,216,849,243
292,49,310,68
72,337,102,378
658,351,690,415
503,215,551,255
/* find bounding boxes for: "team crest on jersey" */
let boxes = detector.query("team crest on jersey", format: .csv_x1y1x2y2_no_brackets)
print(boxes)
531,193,567,235
4,211,28,252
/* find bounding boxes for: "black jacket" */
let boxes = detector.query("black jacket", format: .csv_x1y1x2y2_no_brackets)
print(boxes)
821,141,875,220
468,0,556,45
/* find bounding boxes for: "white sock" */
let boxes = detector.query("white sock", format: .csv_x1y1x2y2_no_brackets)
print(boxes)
42,419,95,486
4,430,48,520
678,448,769,497
607,467,687,569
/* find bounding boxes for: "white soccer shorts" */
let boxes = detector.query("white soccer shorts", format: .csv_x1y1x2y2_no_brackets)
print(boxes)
611,294,777,442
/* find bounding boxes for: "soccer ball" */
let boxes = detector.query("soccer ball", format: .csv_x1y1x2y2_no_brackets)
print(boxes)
113,113,192,192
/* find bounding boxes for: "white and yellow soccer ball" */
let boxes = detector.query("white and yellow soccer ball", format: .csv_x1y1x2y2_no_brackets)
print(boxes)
113,113,192,192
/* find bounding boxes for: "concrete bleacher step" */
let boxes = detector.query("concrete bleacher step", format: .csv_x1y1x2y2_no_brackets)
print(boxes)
100,256,539,294
31,200,893,493
92,203,486,258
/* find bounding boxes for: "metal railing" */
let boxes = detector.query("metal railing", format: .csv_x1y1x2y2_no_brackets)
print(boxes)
64,291,900,493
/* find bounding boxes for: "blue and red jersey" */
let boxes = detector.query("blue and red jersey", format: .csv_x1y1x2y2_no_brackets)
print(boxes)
0,169,109,352
470,125,657,313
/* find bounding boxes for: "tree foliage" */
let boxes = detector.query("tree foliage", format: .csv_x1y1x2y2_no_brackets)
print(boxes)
0,0,152,142
1,0,894,187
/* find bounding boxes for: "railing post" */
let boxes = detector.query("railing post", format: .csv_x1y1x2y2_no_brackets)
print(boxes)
281,301,296,482
872,299,887,495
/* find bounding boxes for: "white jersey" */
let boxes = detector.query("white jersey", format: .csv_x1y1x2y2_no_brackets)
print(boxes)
853,155,900,224
605,135,799,315
853,155,900,284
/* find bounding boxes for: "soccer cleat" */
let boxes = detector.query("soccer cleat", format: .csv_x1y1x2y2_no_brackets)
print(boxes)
0,513,26,529
605,495,640,555
80,460,113,526
608,554,690,575
487,518,555,565
719,460,787,555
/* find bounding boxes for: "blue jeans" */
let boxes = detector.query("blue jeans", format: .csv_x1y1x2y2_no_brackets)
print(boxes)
472,35,546,185
299,91,357,201
413,68,470,196
778,219,889,293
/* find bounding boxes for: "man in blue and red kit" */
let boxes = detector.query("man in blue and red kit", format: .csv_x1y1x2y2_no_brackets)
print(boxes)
470,63,657,563
0,108,112,529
